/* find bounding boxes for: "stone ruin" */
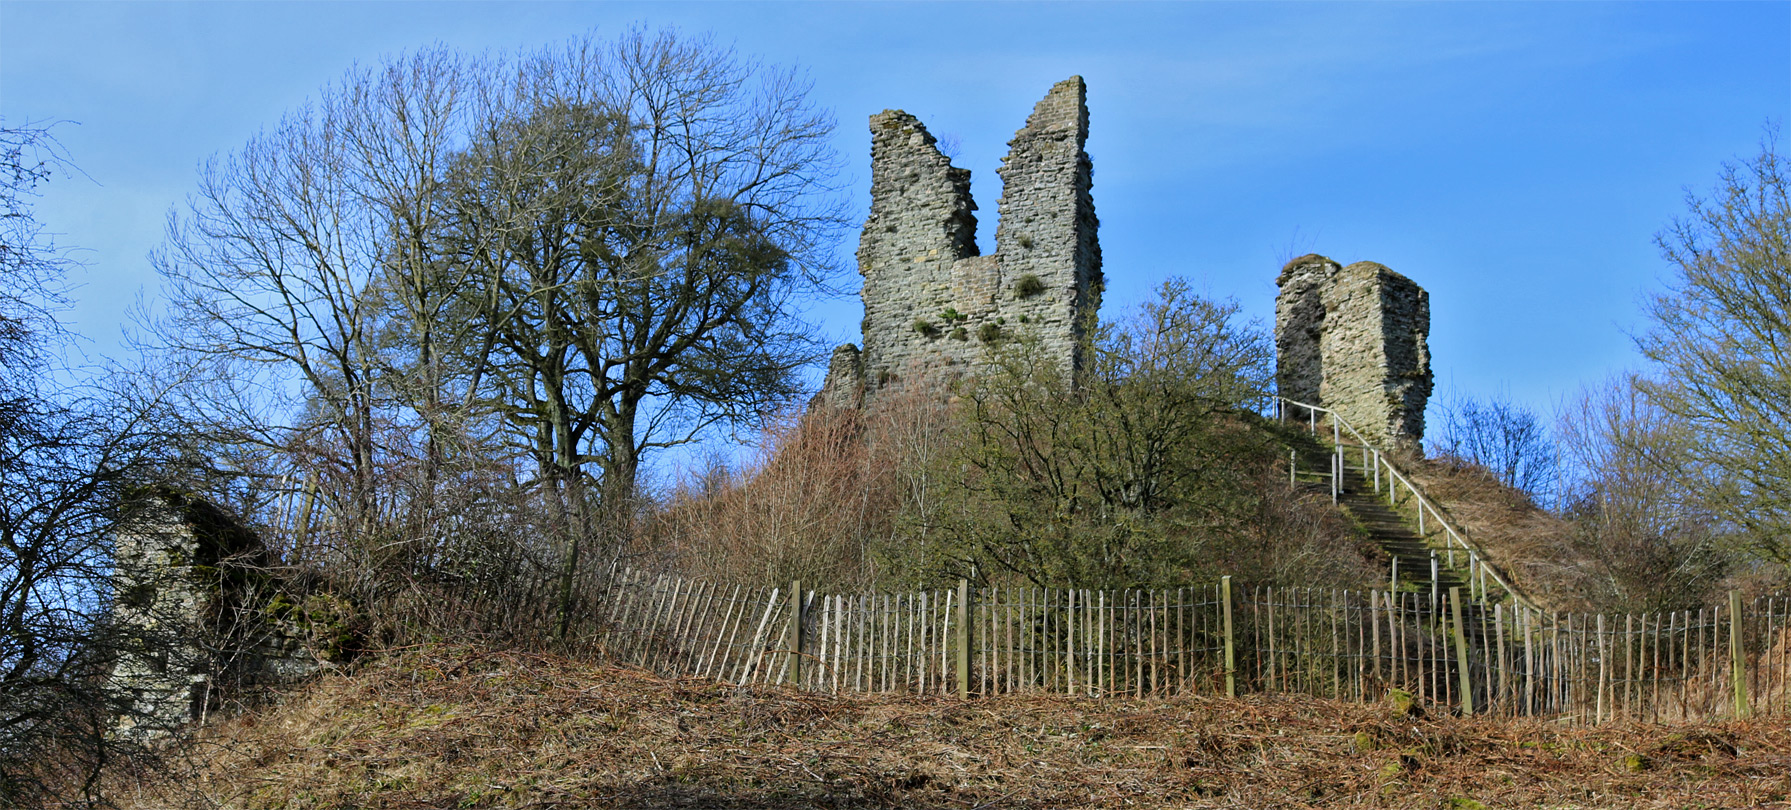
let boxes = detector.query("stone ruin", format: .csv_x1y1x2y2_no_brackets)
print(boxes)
1275,254,1433,452
108,492,326,738
818,77,1103,407
814,78,1433,452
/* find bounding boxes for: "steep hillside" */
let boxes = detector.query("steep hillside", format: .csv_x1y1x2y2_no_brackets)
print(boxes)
102,646,1789,810
1404,459,1587,610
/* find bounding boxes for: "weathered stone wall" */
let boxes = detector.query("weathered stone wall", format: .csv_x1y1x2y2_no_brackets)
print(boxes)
824,77,1102,402
992,77,1103,380
108,493,321,739
1273,254,1340,407
108,498,218,739
1275,255,1433,451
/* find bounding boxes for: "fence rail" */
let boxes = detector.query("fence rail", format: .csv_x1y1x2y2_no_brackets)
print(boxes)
596,566,1791,723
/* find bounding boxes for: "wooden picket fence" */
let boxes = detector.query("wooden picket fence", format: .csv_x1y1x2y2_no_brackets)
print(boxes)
594,567,1791,723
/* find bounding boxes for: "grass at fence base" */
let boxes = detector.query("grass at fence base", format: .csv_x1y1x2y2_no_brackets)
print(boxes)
113,645,1790,810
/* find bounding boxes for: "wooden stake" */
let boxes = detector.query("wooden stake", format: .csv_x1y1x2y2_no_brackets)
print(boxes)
1451,587,1472,716
788,582,804,688
957,579,971,699
1731,590,1750,719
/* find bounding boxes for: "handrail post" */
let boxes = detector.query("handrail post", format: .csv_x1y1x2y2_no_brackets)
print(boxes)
1429,552,1439,610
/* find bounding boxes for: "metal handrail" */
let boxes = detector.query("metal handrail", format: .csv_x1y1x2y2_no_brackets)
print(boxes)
1274,396,1538,611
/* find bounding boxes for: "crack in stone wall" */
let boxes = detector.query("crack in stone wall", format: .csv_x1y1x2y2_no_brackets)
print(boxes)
819,77,1102,405
1275,254,1433,451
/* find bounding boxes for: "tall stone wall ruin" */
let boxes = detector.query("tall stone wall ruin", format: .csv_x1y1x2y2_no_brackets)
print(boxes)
1275,254,1433,451
819,77,1102,406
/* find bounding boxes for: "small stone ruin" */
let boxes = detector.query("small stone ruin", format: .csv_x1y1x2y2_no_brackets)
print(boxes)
108,491,325,738
1274,254,1433,451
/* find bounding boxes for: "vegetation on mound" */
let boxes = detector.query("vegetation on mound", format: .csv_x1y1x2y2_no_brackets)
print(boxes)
107,646,1791,810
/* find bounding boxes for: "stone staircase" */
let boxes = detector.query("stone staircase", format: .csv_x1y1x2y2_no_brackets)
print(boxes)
1281,407,1527,610
1332,445,1468,598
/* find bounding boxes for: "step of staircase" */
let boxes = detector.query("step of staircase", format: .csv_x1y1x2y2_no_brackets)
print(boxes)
1285,430,1467,596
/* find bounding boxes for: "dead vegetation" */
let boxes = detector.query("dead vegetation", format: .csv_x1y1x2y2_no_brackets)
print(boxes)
1404,457,1588,611
103,645,1790,810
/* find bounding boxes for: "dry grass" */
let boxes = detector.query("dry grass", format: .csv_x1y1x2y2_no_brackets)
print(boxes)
106,645,1790,809
1404,458,1590,611
652,381,955,592
654,405,890,589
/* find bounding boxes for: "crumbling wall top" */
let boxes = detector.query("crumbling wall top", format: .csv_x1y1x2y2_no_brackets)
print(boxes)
829,78,1102,404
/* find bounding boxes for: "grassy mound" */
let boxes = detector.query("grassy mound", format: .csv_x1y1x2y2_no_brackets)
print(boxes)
113,646,1789,809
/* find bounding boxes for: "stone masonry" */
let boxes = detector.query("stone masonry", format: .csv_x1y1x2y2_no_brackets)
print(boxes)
1275,254,1433,451
818,77,1102,406
108,492,321,738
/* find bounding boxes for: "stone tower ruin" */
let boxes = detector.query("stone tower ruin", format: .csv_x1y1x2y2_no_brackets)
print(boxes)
818,77,1102,407
1275,254,1433,451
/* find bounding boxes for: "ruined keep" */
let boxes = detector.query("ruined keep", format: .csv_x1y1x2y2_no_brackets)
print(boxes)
1275,255,1433,451
818,77,1102,407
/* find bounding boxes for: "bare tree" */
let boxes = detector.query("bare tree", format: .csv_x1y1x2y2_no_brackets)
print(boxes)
140,29,845,639
0,122,162,807
1428,392,1560,506
143,46,523,582
1637,130,1791,571
1555,377,1730,611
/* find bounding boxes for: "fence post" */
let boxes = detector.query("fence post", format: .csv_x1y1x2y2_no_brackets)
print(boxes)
788,580,804,689
1730,590,1749,719
1222,575,1236,698
1451,586,1473,716
956,579,971,700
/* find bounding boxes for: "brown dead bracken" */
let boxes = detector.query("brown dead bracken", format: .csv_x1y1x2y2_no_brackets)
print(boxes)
107,645,1789,810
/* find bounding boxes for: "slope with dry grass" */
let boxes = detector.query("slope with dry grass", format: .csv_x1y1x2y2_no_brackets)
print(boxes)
1402,459,1587,611
103,645,1790,810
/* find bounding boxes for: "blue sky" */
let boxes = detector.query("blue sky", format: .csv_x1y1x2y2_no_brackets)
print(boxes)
3,1,1787,436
